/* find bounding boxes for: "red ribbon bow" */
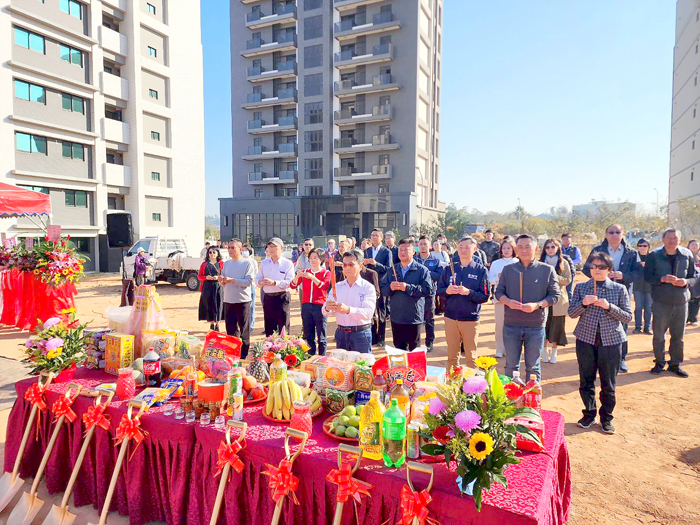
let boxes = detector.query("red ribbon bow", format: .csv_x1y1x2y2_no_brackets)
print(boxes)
25,383,48,412
52,393,78,423
262,460,300,505
83,404,111,434
398,486,440,525
326,463,373,505
114,414,149,462
215,440,246,479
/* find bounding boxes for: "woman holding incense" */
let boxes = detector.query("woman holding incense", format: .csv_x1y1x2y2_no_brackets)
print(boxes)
540,239,573,364
291,248,331,355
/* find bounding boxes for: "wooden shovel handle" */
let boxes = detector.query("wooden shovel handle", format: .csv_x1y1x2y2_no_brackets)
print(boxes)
337,444,363,473
283,428,307,463
406,461,434,493
97,439,129,525
225,420,247,445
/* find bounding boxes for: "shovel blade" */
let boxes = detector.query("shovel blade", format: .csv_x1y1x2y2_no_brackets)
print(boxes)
42,504,77,525
0,473,25,513
6,490,44,525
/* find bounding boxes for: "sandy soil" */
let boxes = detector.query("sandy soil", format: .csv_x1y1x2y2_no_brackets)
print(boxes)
0,273,699,525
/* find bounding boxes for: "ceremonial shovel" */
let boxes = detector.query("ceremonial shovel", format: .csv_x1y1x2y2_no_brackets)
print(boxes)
42,390,115,525
270,428,307,525
209,420,247,525
88,400,147,525
0,372,54,513
7,383,83,525
332,445,364,525
406,462,434,525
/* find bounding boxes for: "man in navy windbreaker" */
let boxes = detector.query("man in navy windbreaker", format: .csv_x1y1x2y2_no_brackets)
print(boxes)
415,235,445,352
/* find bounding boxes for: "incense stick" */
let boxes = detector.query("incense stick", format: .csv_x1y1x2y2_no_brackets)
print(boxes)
329,258,337,298
593,279,596,296
519,271,523,303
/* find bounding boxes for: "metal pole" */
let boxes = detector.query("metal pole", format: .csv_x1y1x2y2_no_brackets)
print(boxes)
415,167,424,233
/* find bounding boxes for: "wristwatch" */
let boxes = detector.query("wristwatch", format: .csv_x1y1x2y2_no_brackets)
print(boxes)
537,301,544,309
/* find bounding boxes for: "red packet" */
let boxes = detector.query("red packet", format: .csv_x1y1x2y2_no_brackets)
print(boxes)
203,331,242,360
509,416,545,452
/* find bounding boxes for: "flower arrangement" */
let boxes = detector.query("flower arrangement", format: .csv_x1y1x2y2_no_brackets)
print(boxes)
22,309,88,375
33,237,86,286
252,327,310,369
420,360,544,511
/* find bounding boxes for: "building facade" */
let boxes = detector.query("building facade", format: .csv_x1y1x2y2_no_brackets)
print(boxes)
670,0,700,218
221,0,444,246
0,0,205,271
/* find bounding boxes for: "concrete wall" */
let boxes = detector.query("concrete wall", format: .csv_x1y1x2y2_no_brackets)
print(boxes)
143,153,169,187
141,69,168,107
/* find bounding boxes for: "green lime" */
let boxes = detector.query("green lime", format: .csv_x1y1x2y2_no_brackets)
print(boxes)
348,416,360,428
345,426,358,439
341,406,356,417
335,425,347,437
338,415,350,427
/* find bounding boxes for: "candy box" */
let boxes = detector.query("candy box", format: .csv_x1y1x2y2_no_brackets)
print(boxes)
322,357,355,392
174,334,203,359
325,388,355,413
105,333,134,375
353,364,374,392
354,390,371,406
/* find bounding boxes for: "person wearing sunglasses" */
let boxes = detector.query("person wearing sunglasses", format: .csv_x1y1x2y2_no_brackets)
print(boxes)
632,239,653,334
583,224,643,373
539,239,573,364
569,252,632,435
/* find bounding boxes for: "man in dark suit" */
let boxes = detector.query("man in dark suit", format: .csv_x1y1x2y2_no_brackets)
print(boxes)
363,228,392,345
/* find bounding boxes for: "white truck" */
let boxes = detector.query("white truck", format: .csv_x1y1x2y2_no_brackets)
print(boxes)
121,237,207,291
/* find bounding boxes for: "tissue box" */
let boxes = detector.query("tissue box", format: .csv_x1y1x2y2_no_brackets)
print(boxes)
105,333,134,375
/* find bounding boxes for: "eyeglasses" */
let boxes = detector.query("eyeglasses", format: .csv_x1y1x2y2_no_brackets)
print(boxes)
342,263,357,268
545,245,557,250
606,231,622,235
638,245,648,249
303,243,313,246
590,264,609,270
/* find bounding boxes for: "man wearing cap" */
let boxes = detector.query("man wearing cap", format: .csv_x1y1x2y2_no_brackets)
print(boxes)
256,237,295,336
133,247,150,286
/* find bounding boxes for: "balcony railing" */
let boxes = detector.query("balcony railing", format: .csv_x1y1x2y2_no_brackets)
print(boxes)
248,145,265,155
246,32,296,50
334,11,394,33
248,61,297,78
334,73,394,92
275,61,297,73
277,87,297,100
334,104,391,120
278,143,298,154
246,88,297,105
248,119,265,130
334,164,392,178
278,170,297,181
247,66,265,77
334,133,394,149
276,116,297,127
246,3,296,23
248,172,270,181
372,133,393,145
247,92,265,103
334,43,392,63
335,137,361,149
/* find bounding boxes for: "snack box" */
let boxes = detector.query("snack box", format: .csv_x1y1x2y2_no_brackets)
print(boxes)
322,357,355,392
353,364,374,392
105,333,134,375
325,388,355,414
354,390,371,406
425,365,446,384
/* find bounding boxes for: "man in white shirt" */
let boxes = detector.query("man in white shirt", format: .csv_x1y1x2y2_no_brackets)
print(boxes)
323,248,377,353
256,237,295,336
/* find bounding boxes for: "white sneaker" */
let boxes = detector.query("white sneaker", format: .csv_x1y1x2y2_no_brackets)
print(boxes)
495,350,503,358
550,348,558,364
543,350,550,363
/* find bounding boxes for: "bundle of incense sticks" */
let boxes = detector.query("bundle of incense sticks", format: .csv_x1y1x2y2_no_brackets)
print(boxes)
519,271,523,303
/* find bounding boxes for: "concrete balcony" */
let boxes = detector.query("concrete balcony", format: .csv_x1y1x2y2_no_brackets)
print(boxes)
334,105,392,126
101,117,130,144
99,25,127,57
334,164,393,181
242,143,298,160
248,170,298,185
103,163,132,187
242,88,297,109
334,44,393,69
334,133,399,154
247,62,297,82
334,73,400,98
247,116,298,134
246,4,296,29
100,71,129,101
334,12,401,40
334,0,388,11
241,33,297,58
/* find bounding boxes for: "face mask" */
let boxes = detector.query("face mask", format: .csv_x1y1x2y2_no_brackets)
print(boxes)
241,250,250,257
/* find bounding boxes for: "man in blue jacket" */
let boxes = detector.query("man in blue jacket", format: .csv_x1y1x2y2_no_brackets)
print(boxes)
415,235,445,352
438,236,490,372
363,228,393,346
561,233,582,298
381,238,432,350
583,224,642,373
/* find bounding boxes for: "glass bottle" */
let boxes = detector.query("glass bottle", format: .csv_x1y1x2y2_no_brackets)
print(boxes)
372,373,388,405
360,391,385,461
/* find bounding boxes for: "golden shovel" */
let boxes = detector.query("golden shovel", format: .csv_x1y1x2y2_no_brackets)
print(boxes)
41,390,115,525
209,420,247,525
88,399,147,525
406,462,434,525
269,428,307,525
0,372,54,513
331,444,365,525
7,383,83,525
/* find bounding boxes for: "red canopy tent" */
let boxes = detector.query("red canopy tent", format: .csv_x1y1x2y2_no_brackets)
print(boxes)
0,182,52,223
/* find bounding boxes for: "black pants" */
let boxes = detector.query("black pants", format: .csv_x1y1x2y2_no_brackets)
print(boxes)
301,303,327,355
391,321,421,351
652,301,687,366
372,295,387,345
576,339,622,423
423,295,436,347
262,291,290,337
688,297,700,323
224,301,251,359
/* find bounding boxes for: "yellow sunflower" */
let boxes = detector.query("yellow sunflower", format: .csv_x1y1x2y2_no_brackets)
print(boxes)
475,356,498,370
469,432,494,460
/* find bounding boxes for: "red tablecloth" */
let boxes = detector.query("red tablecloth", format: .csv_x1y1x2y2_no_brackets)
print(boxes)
4,370,571,525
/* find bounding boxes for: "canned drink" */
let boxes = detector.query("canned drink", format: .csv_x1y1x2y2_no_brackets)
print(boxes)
232,393,244,421
406,423,421,459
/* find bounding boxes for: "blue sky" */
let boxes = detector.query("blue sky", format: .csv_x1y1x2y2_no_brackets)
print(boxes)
201,1,676,216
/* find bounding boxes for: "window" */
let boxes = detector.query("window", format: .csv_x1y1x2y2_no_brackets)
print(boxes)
151,172,161,181
692,172,695,181
148,46,157,57
14,28,45,53
147,2,156,14
304,73,322,96
16,132,47,154
62,94,84,113
304,0,322,9
59,45,83,66
305,186,323,196
14,80,45,103
151,131,161,141
304,15,323,39
254,189,263,198
695,108,697,118
696,76,698,87
694,140,696,150
224,215,229,227
60,0,82,19
108,196,117,209
18,185,49,194
378,183,390,194
149,89,158,99
286,188,297,197
65,190,88,207
152,213,162,221
304,102,323,124
304,130,323,152
62,142,84,160
304,44,323,68
274,187,285,197
304,158,323,179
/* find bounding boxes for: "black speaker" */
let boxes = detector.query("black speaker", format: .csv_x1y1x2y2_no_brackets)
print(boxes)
106,212,133,248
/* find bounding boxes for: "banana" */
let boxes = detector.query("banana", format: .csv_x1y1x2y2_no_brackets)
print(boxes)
281,380,292,410
282,406,291,420
287,379,298,403
292,381,303,402
265,387,275,415
274,406,283,420
273,382,283,412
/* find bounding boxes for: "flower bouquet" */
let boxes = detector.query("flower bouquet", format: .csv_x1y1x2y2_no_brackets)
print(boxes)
252,327,310,369
33,237,86,287
22,310,88,378
420,357,544,511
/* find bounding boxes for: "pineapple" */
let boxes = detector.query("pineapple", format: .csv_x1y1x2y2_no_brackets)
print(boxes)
247,342,270,383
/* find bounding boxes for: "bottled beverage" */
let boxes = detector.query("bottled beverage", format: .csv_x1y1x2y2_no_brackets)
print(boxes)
184,364,198,397
389,379,410,416
360,391,385,461
382,398,406,468
524,374,542,411
232,393,244,421
511,370,526,408
227,365,243,417
142,349,161,387
372,373,387,405
270,354,288,384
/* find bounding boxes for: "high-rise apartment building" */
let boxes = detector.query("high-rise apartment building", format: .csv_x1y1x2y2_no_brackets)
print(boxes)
221,0,444,244
670,0,700,217
0,0,205,271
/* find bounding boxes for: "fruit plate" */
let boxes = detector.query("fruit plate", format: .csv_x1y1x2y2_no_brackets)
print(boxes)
261,406,324,424
322,414,359,443
243,388,268,405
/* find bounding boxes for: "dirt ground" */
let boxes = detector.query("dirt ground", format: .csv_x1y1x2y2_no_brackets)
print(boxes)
0,273,699,525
